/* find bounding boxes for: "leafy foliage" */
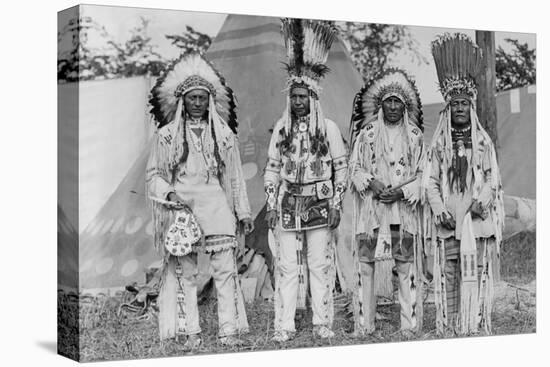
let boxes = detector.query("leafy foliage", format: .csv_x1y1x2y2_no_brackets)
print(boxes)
165,25,212,55
58,17,213,83
495,38,536,92
337,22,427,82
110,17,166,78
58,16,121,82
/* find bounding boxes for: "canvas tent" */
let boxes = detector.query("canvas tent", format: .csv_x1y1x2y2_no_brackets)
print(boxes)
79,148,159,290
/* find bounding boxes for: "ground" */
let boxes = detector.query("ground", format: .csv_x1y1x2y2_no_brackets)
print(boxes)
58,231,536,362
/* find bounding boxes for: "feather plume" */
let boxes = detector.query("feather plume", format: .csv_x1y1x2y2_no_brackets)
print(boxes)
280,18,338,93
431,33,483,101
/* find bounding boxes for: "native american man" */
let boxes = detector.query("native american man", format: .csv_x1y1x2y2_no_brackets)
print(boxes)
349,69,425,336
264,19,347,342
147,53,254,348
424,33,504,335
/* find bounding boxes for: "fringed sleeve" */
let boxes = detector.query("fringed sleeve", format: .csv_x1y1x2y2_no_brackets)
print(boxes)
264,120,283,211
146,133,175,200
226,134,252,221
425,145,446,218
402,175,421,205
146,131,175,255
326,119,348,211
348,128,368,334
402,136,425,206
349,131,373,194
483,133,505,246
476,144,496,209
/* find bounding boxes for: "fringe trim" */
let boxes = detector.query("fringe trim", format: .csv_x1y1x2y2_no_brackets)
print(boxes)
151,202,175,257
273,228,285,331
296,231,308,310
350,198,366,333
324,230,337,328
197,236,238,254
174,257,188,336
410,233,422,332
459,213,479,334
433,237,448,334
459,281,478,334
230,247,242,336
478,238,494,334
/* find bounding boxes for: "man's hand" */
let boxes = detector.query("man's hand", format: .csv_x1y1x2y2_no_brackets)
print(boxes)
439,212,456,230
328,208,341,230
470,200,487,220
378,188,404,204
265,210,278,229
240,218,255,235
166,192,192,211
369,179,386,199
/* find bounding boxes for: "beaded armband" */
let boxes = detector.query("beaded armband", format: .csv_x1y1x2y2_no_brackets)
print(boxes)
331,182,346,211
265,183,278,211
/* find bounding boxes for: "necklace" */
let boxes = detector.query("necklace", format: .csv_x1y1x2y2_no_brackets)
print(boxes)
451,125,472,148
186,123,217,182
385,121,403,155
451,125,471,133
187,117,206,126
187,122,204,152
293,115,309,133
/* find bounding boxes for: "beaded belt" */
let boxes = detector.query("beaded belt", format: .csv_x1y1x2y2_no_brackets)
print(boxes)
281,180,333,199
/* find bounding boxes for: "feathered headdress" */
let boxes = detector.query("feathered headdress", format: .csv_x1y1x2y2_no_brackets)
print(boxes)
431,33,483,103
281,18,338,96
349,68,423,147
149,53,238,133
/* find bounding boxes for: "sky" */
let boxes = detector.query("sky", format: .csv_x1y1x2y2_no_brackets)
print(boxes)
77,4,536,105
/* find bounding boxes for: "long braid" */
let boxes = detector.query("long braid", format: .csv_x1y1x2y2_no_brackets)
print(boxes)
210,118,225,186
169,109,189,177
180,117,189,167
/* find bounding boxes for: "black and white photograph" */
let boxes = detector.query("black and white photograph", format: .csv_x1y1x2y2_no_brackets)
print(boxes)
53,1,539,364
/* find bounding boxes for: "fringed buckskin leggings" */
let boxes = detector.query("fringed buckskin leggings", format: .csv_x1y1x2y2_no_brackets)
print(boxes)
443,237,494,325
158,247,249,340
273,227,335,332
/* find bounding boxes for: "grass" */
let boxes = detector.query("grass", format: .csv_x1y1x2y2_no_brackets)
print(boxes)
58,231,536,362
500,231,536,284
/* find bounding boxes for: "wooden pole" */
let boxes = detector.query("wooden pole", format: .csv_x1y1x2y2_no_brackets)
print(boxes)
475,31,499,153
475,31,500,282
